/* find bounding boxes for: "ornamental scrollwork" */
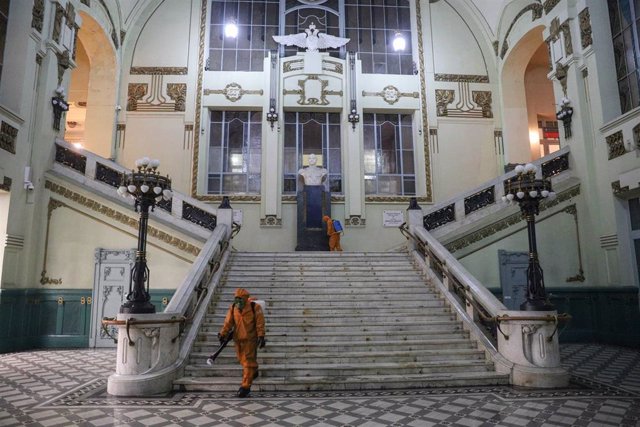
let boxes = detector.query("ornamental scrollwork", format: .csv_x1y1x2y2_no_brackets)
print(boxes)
204,83,263,102
579,8,593,49
0,122,17,154
423,204,455,230
435,89,455,117
260,215,282,227
606,131,626,160
127,84,148,111
166,83,187,112
362,85,419,105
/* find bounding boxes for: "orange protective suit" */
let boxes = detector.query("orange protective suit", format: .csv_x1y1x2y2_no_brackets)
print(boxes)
220,288,266,389
323,215,343,251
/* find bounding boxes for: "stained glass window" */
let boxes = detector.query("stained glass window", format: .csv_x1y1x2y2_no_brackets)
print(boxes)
608,0,640,113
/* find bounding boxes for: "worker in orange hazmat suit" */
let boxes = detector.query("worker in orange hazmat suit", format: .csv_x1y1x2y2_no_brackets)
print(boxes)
323,215,343,251
219,288,266,398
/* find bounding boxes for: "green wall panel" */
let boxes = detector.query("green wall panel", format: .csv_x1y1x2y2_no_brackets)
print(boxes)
0,288,175,353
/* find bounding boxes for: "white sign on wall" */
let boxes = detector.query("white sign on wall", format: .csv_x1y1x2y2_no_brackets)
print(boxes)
233,209,243,225
383,210,404,227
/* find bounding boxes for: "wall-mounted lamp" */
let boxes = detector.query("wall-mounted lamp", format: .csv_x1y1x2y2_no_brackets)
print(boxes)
51,87,69,131
556,97,574,139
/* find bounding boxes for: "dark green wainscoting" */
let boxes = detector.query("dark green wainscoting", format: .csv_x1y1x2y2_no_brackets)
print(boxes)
0,288,175,353
491,286,640,348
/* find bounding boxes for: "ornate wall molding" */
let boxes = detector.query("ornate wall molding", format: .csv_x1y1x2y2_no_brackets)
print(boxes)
115,123,126,150
283,59,304,73
494,130,504,155
436,87,492,118
184,124,194,150
362,85,419,105
500,3,543,59
548,18,573,57
31,0,44,32
166,84,187,112
446,185,581,253
56,51,72,85
365,196,430,203
260,215,282,227
41,198,66,285
0,176,12,191
323,60,343,74
130,67,188,75
0,121,17,154
579,8,593,49
606,131,626,160
284,75,341,105
346,215,366,227
543,0,561,14
196,195,261,202
52,3,64,43
204,82,263,102
434,74,490,83
634,123,640,150
44,181,201,257
127,79,186,112
126,83,147,111
416,0,433,202
429,128,439,154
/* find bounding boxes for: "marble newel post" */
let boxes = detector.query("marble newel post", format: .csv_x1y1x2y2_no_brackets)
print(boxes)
107,202,234,396
296,154,331,251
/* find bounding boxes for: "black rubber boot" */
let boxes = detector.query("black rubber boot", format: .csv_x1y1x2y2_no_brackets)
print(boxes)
237,386,250,398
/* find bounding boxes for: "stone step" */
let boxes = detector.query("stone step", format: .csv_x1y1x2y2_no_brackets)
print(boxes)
203,312,456,323
189,348,487,365
218,280,429,288
207,300,447,310
191,338,478,354
214,287,434,297
183,359,494,378
207,303,451,315
231,252,410,258
222,271,423,278
198,320,463,334
225,262,416,268
210,294,440,304
197,329,469,343
174,371,510,392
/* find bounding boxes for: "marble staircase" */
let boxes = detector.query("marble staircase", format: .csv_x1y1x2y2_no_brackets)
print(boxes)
174,251,509,392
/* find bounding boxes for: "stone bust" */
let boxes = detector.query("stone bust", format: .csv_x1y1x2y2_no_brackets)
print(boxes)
298,154,328,186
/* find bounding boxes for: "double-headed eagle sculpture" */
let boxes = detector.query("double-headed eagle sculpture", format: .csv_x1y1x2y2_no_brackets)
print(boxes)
273,23,349,52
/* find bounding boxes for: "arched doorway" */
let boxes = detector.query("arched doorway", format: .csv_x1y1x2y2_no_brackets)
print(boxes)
501,27,557,165
65,12,117,158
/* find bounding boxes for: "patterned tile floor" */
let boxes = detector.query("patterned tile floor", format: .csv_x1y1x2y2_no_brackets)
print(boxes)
0,344,639,426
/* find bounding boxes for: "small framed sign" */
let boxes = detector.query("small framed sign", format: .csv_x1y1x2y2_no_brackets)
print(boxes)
383,210,404,227
233,209,243,225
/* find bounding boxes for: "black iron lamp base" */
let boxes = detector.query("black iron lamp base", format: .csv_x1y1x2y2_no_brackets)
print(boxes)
520,298,555,311
119,300,156,314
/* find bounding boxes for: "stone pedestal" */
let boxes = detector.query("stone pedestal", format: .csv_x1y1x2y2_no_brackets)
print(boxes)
296,186,330,251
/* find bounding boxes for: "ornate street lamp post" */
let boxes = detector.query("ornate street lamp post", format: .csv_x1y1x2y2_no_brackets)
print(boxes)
503,163,557,311
117,157,173,314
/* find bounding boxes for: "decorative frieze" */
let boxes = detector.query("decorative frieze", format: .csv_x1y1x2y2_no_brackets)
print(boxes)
347,215,366,227
322,60,343,74
362,85,419,105
434,74,490,84
435,87,492,118
0,122,18,154
31,0,44,33
579,8,593,49
415,0,433,202
283,60,304,73
500,4,543,59
205,83,263,102
127,84,148,111
260,215,282,227
435,89,455,117
472,91,493,118
606,131,626,160
365,196,429,203
130,67,188,75
52,3,65,43
543,0,561,14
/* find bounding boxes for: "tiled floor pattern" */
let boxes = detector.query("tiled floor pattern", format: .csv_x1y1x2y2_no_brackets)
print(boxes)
0,344,638,426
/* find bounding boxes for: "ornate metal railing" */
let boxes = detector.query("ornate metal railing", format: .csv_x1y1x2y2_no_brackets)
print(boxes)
422,146,571,233
51,139,222,235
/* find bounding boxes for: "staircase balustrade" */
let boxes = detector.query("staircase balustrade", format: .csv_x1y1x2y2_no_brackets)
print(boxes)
404,210,571,388
423,146,571,234
48,139,239,396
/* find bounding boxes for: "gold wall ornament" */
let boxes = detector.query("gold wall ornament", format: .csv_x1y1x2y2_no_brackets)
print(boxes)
130,67,189,75
284,75,342,105
435,89,455,116
204,83,264,102
445,185,581,253
579,8,593,49
166,83,187,112
195,194,261,202
471,91,493,118
31,0,44,32
543,0,561,14
44,181,201,257
322,60,343,74
0,176,11,191
0,121,18,154
260,215,282,227
115,123,126,150
283,60,304,73
362,85,420,105
499,3,543,59
365,196,430,203
52,3,64,43
434,74,490,84
56,51,72,85
127,83,147,111
416,0,433,202
606,131,626,160
184,124,194,150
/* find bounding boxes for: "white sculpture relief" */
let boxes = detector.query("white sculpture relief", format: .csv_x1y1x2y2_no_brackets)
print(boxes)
273,23,349,52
